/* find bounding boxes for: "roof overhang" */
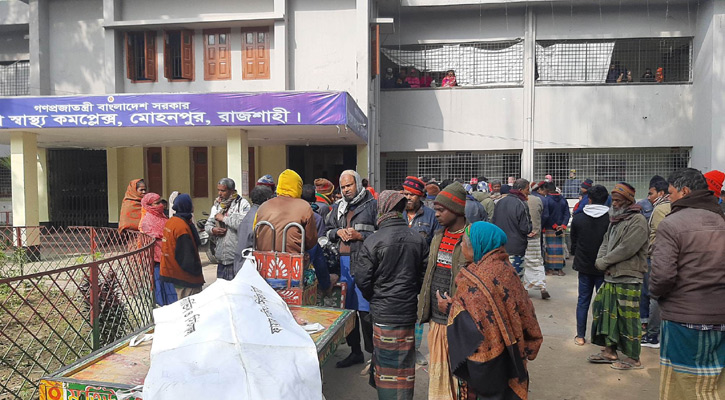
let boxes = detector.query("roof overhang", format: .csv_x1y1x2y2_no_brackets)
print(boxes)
0,91,368,148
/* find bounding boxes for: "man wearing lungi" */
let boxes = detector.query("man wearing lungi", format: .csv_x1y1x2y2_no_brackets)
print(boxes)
587,182,649,370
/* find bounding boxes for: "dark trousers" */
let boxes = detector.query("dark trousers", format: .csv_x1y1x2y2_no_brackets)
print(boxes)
346,311,374,355
576,272,605,338
640,259,651,322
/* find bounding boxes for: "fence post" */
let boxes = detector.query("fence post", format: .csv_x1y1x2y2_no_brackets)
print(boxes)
90,262,100,351
90,227,97,260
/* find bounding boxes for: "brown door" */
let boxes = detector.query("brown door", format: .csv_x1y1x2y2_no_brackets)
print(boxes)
192,147,209,198
242,27,270,80
204,29,231,80
146,147,163,194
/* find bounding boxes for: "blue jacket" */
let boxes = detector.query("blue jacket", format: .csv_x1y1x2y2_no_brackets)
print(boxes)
573,194,612,215
465,195,489,223
544,193,571,230
405,204,441,246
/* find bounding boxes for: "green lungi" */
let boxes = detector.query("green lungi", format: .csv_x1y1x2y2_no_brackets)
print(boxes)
591,282,642,360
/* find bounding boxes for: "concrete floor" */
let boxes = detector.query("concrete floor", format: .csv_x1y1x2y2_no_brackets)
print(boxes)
200,254,660,400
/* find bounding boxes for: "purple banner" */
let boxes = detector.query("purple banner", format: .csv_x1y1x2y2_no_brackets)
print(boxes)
0,91,358,131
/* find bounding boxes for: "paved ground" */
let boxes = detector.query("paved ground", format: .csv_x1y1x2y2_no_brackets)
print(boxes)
200,254,660,399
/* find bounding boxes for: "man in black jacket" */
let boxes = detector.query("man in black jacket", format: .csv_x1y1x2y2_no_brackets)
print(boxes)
355,191,429,399
325,170,378,368
570,184,610,346
491,178,533,275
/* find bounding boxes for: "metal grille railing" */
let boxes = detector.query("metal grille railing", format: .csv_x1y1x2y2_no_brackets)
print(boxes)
0,227,155,400
536,38,692,83
382,151,522,189
0,61,30,96
533,148,691,198
381,40,524,87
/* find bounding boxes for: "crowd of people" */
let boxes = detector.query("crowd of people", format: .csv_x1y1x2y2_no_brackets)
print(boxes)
115,165,725,400
382,67,458,89
606,62,665,83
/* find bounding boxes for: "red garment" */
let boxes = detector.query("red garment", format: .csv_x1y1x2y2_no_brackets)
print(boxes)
119,179,144,232
419,75,432,88
140,193,167,263
437,229,464,270
366,186,378,200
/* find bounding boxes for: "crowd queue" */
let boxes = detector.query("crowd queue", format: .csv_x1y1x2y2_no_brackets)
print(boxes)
116,166,725,400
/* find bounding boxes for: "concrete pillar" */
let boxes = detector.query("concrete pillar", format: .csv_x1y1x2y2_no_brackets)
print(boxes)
521,8,536,181
11,132,39,227
106,148,119,224
102,0,123,93
227,129,250,196
37,148,49,223
29,0,50,95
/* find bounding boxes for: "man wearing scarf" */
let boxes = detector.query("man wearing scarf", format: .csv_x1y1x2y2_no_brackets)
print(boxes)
588,182,648,370
314,178,335,220
205,178,251,280
543,181,571,276
650,168,725,400
325,169,378,368
491,179,533,276
354,191,429,400
448,222,543,400
161,194,204,300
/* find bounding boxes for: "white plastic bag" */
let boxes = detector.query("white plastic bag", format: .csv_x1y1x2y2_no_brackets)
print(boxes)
143,256,322,400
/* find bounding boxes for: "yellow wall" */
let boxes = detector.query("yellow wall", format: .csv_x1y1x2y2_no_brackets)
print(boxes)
257,145,287,185
37,148,49,223
356,144,368,180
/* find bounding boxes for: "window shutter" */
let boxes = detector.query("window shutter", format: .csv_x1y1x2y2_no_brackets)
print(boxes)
163,32,171,80
242,30,257,80
181,30,194,80
371,25,380,77
125,33,134,80
145,31,157,81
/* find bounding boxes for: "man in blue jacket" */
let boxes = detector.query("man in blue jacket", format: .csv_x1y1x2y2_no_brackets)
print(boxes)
543,182,571,276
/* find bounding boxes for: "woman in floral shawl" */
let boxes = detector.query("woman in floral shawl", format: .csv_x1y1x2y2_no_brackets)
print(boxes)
140,192,177,306
119,179,147,233
447,222,543,400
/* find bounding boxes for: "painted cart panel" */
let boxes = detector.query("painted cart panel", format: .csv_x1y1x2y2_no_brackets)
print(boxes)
39,306,354,400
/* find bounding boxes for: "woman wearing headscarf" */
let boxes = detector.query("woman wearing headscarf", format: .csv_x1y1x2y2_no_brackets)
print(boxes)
160,194,204,300
119,179,147,233
447,222,543,400
140,193,178,306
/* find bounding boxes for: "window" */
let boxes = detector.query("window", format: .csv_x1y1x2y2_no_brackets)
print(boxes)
192,147,208,198
242,27,270,80
204,29,231,80
535,38,693,84
126,31,157,82
164,30,194,81
380,40,524,87
0,61,30,96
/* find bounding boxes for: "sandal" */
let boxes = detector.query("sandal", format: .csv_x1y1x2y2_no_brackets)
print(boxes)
574,337,586,346
557,270,566,276
587,353,618,364
610,361,643,370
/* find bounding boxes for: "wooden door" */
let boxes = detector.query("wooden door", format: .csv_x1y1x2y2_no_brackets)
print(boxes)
146,147,163,194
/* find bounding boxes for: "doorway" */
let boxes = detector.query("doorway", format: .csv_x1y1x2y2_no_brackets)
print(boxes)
288,146,357,184
47,149,109,227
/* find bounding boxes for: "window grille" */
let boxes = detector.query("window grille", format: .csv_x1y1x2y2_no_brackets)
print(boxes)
536,38,692,83
380,40,524,87
382,151,522,189
0,164,11,198
0,61,30,96
533,148,691,198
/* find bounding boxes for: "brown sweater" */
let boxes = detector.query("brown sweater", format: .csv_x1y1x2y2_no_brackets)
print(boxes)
254,196,318,254
160,216,204,288
650,191,725,324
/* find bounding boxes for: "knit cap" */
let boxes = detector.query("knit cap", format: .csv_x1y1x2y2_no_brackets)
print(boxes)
704,170,725,198
581,179,593,189
257,174,275,188
402,176,426,196
314,178,335,196
434,182,466,216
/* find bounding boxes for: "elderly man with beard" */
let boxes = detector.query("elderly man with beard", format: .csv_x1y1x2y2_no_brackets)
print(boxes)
325,170,378,368
587,182,649,370
204,178,251,280
401,176,441,366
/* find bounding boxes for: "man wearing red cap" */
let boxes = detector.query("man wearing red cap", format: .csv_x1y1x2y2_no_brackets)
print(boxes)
402,176,441,366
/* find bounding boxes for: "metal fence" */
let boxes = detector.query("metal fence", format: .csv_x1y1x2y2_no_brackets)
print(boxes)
0,61,30,96
0,227,155,400
536,38,692,83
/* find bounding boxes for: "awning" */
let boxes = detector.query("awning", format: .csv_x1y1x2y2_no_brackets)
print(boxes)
0,91,368,147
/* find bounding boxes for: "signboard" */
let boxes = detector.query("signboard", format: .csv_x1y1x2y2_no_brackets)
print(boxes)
0,92,356,131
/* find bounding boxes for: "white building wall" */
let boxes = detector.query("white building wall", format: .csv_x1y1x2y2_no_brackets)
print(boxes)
118,0,274,21
0,0,29,26
288,0,359,96
48,0,106,95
